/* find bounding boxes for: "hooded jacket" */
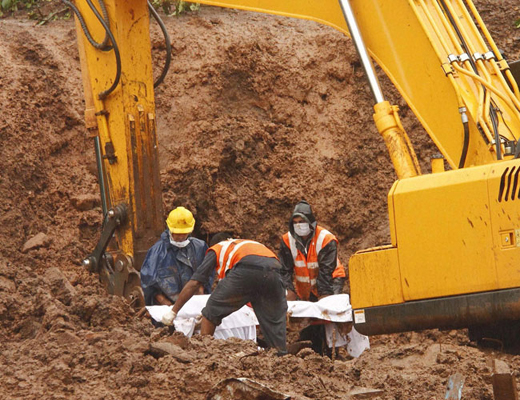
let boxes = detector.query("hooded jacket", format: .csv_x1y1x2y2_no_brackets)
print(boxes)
140,230,211,305
278,200,345,300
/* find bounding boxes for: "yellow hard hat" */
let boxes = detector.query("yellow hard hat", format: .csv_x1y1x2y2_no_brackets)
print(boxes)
166,207,195,234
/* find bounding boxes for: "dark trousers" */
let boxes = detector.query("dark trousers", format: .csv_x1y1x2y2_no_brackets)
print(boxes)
202,264,288,354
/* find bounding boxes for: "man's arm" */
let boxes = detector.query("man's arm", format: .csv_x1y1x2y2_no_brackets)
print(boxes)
172,250,217,315
172,279,203,314
316,241,337,297
278,239,297,300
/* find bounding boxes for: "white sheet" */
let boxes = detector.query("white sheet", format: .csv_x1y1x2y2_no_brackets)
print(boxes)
287,294,352,322
147,294,258,341
146,294,369,357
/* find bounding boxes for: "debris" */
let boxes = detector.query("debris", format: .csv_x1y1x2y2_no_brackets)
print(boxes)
206,378,291,400
331,326,336,363
492,359,519,400
445,373,465,400
70,194,100,211
165,332,191,349
51,331,81,345
0,276,15,293
45,267,76,306
295,347,315,359
348,387,385,399
17,319,41,340
287,340,312,355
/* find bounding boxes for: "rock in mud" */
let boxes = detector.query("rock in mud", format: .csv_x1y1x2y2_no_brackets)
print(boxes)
44,267,76,306
21,232,52,253
70,194,100,211
147,341,195,363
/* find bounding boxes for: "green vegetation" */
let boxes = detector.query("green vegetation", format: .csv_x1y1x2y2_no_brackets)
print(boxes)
151,0,200,16
1,0,69,23
0,0,199,22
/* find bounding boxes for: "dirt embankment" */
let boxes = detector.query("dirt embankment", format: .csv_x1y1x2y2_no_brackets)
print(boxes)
1,2,520,399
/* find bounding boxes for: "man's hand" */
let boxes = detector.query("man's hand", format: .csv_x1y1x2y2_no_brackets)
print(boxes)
286,290,298,301
161,308,177,326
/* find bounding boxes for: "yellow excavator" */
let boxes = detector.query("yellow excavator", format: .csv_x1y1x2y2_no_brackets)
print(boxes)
69,0,520,340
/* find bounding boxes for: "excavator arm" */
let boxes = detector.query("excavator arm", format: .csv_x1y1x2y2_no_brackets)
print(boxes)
69,0,164,306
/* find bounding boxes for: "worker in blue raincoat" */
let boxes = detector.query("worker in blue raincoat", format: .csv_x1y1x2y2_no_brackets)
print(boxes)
140,206,213,306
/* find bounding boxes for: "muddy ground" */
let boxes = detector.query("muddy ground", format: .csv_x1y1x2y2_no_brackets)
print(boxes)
1,1,520,399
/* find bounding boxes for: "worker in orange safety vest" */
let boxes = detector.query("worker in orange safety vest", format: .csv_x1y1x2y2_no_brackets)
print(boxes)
278,199,346,301
169,234,287,355
278,200,347,356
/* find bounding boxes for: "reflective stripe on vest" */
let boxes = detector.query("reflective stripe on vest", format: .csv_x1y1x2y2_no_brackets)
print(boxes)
211,239,276,280
283,226,345,300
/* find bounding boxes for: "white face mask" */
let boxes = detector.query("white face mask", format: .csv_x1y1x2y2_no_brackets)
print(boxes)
169,233,190,248
294,222,311,237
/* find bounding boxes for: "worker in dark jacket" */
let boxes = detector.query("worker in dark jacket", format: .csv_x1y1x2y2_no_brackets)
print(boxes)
168,234,287,355
140,206,212,306
278,200,346,301
278,200,346,356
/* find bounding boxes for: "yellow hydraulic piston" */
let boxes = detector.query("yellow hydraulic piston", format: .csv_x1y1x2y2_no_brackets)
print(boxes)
373,101,421,179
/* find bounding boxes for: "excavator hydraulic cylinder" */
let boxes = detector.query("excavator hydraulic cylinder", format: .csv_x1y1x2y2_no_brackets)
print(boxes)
373,101,422,179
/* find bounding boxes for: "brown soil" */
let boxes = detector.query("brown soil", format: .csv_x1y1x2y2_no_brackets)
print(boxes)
1,2,520,399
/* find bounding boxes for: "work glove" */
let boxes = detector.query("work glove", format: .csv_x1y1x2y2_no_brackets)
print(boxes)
161,308,177,326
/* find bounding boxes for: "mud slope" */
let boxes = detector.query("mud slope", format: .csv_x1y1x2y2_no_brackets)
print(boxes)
1,2,520,399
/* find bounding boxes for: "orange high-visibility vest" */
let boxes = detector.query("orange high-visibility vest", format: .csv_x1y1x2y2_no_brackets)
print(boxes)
210,239,277,280
282,226,345,300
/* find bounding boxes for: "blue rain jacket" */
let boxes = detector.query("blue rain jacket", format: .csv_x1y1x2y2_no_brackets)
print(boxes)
140,231,212,305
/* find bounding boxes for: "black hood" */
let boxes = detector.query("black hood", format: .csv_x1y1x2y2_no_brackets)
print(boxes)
289,200,317,236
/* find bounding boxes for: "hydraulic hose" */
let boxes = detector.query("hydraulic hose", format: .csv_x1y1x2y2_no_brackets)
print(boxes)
458,117,469,168
85,0,121,99
464,0,520,99
94,136,109,215
438,0,504,160
490,104,502,160
148,1,172,88
61,0,111,50
62,0,121,99
415,0,470,168
438,0,477,73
